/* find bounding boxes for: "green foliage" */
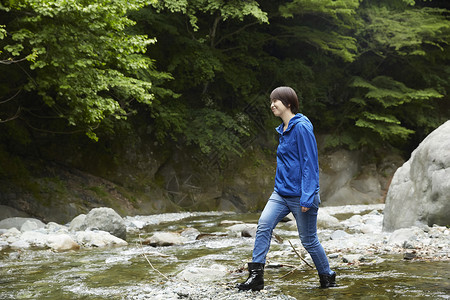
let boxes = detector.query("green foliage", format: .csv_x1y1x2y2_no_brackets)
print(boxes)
0,0,165,139
320,2,450,150
339,76,444,147
1,0,449,160
151,0,268,31
360,6,450,56
0,25,6,40
128,0,269,156
183,108,250,155
279,0,360,24
278,0,361,62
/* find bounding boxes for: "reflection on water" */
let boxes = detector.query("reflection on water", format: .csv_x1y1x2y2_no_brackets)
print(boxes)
1,212,449,299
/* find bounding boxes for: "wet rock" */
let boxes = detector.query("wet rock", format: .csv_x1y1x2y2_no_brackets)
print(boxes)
384,120,450,231
0,240,8,250
195,233,228,240
20,231,48,248
47,234,80,251
403,240,418,249
181,227,201,241
2,227,21,238
317,211,341,229
429,225,448,238
81,208,126,240
146,232,186,246
69,214,86,231
75,230,128,247
359,224,380,234
364,211,383,226
328,253,339,259
21,220,41,232
330,230,350,240
219,220,244,226
176,264,228,283
226,223,257,237
403,251,417,260
341,214,363,229
0,217,45,231
10,240,30,250
45,222,68,233
126,219,146,230
242,226,257,238
342,254,364,263
9,252,21,259
387,227,425,247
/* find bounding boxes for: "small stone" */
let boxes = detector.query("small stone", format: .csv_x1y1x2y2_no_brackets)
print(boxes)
330,230,350,240
10,240,31,250
342,254,364,263
242,227,257,238
403,252,416,260
146,232,186,246
219,220,244,226
328,253,339,259
181,227,201,240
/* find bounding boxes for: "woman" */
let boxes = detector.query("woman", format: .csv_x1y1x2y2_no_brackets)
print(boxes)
236,86,336,291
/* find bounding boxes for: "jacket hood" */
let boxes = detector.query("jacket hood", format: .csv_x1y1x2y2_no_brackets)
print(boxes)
276,113,305,134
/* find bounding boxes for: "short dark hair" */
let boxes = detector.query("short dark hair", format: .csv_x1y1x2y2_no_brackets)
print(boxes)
270,86,299,114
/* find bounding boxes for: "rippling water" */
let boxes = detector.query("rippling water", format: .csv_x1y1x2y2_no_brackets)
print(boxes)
1,212,449,299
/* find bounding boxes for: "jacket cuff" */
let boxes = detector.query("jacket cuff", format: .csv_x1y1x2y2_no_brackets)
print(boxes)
300,200,312,208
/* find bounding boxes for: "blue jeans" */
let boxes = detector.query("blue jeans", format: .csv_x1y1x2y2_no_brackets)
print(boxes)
252,191,334,276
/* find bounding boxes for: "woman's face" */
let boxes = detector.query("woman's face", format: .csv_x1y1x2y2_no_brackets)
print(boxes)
270,99,290,117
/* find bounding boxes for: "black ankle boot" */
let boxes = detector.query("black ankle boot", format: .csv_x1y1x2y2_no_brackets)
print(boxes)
319,272,337,288
236,262,264,291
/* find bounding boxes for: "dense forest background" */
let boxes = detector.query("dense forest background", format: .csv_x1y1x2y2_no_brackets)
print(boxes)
0,0,449,219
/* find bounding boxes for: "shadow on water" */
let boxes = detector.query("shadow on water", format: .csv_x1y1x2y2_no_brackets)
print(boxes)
0,212,449,299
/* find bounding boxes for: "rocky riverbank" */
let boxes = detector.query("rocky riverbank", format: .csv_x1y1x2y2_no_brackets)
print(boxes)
1,203,449,299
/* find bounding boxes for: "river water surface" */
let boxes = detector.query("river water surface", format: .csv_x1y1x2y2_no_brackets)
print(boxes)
1,211,449,299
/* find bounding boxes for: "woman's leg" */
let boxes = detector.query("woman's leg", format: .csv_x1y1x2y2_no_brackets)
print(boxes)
252,194,290,264
291,194,333,276
237,193,290,291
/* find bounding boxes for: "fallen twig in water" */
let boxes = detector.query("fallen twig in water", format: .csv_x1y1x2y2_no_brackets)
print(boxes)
138,234,170,281
288,240,314,269
279,267,298,279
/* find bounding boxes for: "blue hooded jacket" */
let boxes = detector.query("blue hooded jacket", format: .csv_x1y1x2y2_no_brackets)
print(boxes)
274,113,320,208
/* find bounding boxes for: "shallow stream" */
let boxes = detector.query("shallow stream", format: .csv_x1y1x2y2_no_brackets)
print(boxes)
1,212,449,299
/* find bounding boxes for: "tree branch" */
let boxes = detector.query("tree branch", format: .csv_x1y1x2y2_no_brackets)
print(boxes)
288,240,314,269
138,234,170,281
0,106,21,123
0,89,21,104
210,14,222,48
0,56,29,65
214,21,260,48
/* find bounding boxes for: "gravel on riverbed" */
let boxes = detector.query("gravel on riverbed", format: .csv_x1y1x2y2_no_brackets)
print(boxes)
129,280,296,300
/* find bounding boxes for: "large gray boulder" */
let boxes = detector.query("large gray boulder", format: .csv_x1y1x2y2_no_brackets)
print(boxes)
0,217,45,231
81,207,126,240
383,121,450,231
69,214,86,232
